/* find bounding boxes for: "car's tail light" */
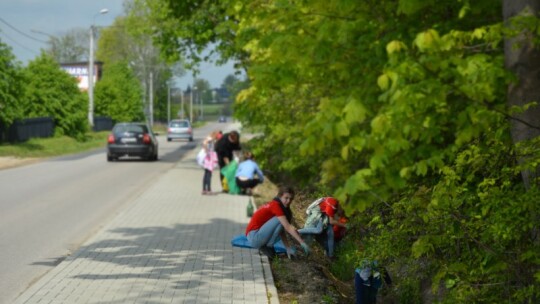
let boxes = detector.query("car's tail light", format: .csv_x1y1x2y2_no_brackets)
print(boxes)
143,134,151,144
168,128,172,132
188,128,192,134
107,134,115,143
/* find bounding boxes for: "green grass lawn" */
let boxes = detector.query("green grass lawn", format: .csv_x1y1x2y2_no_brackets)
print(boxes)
0,131,109,158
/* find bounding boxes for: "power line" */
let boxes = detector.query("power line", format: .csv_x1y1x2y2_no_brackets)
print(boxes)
0,30,40,56
0,16,47,43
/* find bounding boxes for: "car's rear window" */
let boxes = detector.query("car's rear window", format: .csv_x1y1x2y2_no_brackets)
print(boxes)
170,121,189,128
113,124,147,133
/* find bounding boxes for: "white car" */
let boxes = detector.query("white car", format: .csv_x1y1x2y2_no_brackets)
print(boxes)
167,119,193,142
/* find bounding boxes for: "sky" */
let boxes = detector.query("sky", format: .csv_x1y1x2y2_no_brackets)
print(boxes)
0,0,238,89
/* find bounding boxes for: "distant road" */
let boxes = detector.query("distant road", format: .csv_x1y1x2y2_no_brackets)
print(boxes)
0,122,228,303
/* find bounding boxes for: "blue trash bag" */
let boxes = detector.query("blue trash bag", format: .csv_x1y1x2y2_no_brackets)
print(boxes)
355,260,383,304
230,234,296,254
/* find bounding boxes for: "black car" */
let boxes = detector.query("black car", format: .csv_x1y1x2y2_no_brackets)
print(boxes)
107,122,158,161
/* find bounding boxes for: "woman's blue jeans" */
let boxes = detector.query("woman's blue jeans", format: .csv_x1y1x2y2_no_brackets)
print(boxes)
316,225,335,257
247,217,283,249
298,219,335,257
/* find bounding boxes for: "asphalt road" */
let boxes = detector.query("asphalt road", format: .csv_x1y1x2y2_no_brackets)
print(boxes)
0,122,229,303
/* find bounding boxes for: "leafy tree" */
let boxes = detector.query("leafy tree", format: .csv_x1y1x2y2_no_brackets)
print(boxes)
94,61,144,122
0,39,24,127
23,52,87,138
98,2,185,123
220,74,248,105
144,0,540,302
95,17,131,65
194,78,212,104
44,28,89,63
221,74,238,91
136,0,246,67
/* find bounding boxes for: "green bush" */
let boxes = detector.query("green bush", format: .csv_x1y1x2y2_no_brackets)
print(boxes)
23,53,88,138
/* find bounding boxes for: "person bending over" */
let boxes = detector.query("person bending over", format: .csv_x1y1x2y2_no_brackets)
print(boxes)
214,130,241,191
298,197,347,258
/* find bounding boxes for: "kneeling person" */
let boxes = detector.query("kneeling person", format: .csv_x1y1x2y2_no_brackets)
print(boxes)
245,186,310,258
235,151,264,195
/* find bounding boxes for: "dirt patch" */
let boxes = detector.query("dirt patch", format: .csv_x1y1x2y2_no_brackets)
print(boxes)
252,179,355,303
0,157,41,170
271,254,355,303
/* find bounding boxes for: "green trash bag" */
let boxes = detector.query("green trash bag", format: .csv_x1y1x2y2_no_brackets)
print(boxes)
221,160,241,194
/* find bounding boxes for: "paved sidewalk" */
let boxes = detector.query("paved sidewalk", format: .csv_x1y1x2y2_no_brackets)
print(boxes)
14,148,278,304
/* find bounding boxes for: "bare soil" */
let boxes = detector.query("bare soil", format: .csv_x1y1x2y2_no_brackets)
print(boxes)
252,179,356,304
0,157,40,170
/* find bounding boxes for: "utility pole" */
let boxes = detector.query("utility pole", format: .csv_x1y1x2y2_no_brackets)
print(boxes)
88,25,95,127
180,89,185,119
149,71,154,126
88,8,108,128
191,85,197,123
167,82,171,123
200,90,204,120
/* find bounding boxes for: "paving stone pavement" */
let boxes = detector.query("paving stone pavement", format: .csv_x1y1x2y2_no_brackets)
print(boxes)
14,149,279,304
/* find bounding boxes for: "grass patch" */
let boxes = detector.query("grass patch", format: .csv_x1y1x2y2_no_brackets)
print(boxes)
152,123,167,134
203,104,226,116
0,131,109,158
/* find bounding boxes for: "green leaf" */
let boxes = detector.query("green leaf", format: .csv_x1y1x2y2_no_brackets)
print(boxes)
458,2,470,19
472,28,486,39
386,40,407,54
371,114,389,136
411,236,434,258
414,29,440,52
415,160,428,176
445,278,456,289
344,99,367,124
399,167,411,178
344,169,373,194
377,74,390,90
341,145,349,160
335,120,350,137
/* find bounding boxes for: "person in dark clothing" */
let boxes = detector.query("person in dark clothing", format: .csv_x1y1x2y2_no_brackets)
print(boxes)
214,130,241,191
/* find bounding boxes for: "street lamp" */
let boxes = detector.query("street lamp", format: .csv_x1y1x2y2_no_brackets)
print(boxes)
88,8,108,127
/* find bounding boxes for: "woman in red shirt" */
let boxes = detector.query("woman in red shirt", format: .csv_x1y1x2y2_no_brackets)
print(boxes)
245,186,310,258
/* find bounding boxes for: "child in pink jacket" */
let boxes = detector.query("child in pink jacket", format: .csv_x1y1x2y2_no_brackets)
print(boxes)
202,131,219,194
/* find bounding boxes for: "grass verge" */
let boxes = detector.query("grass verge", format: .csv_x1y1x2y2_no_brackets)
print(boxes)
0,121,208,159
0,131,109,158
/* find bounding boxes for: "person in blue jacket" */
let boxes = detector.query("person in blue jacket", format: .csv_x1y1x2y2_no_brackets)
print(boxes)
235,151,264,195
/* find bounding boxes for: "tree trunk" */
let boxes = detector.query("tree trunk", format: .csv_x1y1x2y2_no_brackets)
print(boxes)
503,0,540,188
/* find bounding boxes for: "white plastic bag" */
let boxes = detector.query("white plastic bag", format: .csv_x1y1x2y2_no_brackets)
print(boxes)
196,148,206,167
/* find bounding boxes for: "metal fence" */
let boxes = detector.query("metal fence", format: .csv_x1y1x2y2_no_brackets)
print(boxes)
93,116,114,132
0,116,114,143
0,117,54,143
